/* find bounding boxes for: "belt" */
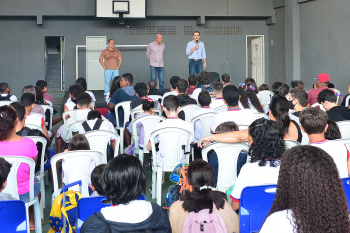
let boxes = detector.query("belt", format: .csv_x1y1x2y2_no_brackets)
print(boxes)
190,59,202,61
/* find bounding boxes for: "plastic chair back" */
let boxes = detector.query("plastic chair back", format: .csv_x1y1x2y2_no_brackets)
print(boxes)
258,90,273,107
336,120,350,139
25,113,45,130
238,125,249,131
190,112,217,138
115,101,131,153
201,142,249,192
0,100,12,107
345,95,350,108
330,88,341,105
240,185,277,233
0,200,28,233
62,110,77,124
311,102,326,111
179,104,200,122
45,100,53,107
254,113,268,120
84,130,120,163
50,150,102,199
148,95,162,110
284,139,301,149
213,104,227,113
24,124,43,132
333,138,350,148
130,109,144,122
41,104,54,130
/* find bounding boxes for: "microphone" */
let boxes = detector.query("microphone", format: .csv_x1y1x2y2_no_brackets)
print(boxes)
196,40,198,43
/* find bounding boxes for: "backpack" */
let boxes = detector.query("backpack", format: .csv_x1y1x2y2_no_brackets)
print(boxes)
0,94,11,101
49,190,82,233
182,205,227,233
81,119,103,132
201,84,213,93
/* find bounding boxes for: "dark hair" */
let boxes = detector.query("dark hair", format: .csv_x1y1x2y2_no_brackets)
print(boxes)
269,95,290,137
259,84,269,91
108,39,114,43
0,157,12,188
0,105,18,141
35,80,47,90
10,102,26,122
198,91,211,107
198,71,210,86
248,118,285,167
216,121,239,134
34,86,44,102
109,76,121,97
163,95,179,111
142,99,154,112
193,31,200,35
180,160,226,213
317,89,337,104
148,80,157,89
239,82,264,113
328,83,335,88
244,77,258,94
68,134,90,151
295,81,304,89
188,75,197,86
21,93,35,107
0,83,9,93
134,82,148,98
300,108,328,135
170,76,180,89
290,89,308,106
272,82,284,95
122,73,133,85
102,154,146,205
87,110,102,120
221,74,230,83
177,79,188,93
76,92,92,108
69,84,84,99
223,85,239,107
283,84,290,95
325,119,341,140
212,81,223,94
268,146,350,233
76,77,88,91
91,164,106,195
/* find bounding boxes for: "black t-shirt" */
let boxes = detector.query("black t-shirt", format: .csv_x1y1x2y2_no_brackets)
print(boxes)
327,106,350,122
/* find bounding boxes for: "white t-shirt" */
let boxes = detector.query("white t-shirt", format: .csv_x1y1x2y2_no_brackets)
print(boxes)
62,158,95,187
191,88,202,101
310,140,349,178
260,209,295,233
61,109,91,142
78,118,116,141
191,107,216,142
210,98,226,110
152,118,194,167
230,161,280,202
161,91,178,107
1,93,17,102
211,108,256,133
65,91,96,106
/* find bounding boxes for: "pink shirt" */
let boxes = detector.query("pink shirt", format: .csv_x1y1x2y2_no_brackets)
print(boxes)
43,91,53,103
146,41,165,67
307,86,329,106
0,138,38,194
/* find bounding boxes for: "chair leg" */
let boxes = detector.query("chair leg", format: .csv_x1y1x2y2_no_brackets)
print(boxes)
40,178,45,209
156,168,162,206
34,200,42,233
25,204,30,233
119,128,124,154
152,169,156,199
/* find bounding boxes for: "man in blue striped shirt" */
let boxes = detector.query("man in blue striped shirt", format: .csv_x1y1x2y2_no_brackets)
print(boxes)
186,31,206,76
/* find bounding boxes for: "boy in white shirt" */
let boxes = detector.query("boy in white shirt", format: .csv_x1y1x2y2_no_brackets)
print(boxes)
161,76,180,109
210,81,226,111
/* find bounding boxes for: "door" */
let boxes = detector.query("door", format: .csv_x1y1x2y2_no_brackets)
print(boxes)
60,37,65,91
86,36,107,90
246,36,264,86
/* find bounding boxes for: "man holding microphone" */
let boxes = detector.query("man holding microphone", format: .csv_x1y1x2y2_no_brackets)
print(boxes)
186,31,206,76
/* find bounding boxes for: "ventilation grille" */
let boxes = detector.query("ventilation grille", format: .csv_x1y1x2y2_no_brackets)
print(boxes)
184,26,194,36
125,26,177,35
204,26,242,35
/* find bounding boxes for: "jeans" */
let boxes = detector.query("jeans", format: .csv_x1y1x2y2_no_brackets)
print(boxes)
104,69,119,95
150,66,164,93
19,177,40,203
189,59,203,76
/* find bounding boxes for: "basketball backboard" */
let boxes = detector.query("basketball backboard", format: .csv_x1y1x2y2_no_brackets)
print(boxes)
96,0,146,18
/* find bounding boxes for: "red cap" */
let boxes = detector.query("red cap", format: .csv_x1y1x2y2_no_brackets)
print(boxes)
315,73,330,83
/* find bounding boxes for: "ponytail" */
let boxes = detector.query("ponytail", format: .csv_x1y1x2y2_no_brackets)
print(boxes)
269,95,290,137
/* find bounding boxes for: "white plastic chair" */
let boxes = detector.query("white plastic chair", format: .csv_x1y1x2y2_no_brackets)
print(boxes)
130,109,144,122
115,101,131,154
336,120,350,139
1,156,42,233
0,100,12,107
214,104,228,113
62,110,77,124
132,115,165,165
333,138,350,148
345,95,350,108
149,127,192,205
50,150,102,202
179,104,200,122
259,90,274,107
25,113,45,130
330,88,341,105
201,142,250,192
62,122,84,143
284,139,301,149
24,124,42,132
253,113,268,120
311,102,326,111
84,130,120,163
238,125,250,131
41,104,54,130
45,100,53,107
148,95,162,110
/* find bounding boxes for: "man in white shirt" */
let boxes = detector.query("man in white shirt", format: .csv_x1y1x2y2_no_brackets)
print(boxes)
211,85,255,133
210,81,226,110
161,76,180,108
0,82,17,102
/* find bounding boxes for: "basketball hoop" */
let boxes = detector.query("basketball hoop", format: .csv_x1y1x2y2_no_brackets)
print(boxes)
113,1,129,18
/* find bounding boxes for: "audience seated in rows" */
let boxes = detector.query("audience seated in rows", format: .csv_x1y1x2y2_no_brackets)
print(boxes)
148,80,162,96
191,71,213,101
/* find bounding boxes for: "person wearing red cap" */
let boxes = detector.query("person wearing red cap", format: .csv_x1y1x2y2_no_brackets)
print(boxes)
307,73,331,106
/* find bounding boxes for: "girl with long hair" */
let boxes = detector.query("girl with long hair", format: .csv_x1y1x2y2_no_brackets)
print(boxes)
106,76,121,103
238,79,264,113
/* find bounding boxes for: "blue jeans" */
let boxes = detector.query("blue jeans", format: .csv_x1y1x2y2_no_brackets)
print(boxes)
19,177,40,203
104,69,119,95
150,66,164,94
189,59,203,76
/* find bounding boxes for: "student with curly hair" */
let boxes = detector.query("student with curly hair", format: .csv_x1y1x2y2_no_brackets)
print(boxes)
238,80,264,113
260,146,350,233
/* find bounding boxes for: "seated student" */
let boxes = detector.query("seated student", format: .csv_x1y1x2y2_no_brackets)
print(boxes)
238,80,264,113
307,73,332,106
221,73,231,86
34,86,52,129
0,82,18,102
328,82,335,88
284,83,290,99
295,80,304,90
210,81,225,110
259,83,269,91
36,80,53,104
230,119,285,211
75,77,97,107
288,88,308,118
176,79,197,107
0,157,16,200
161,76,180,108
325,119,342,140
207,121,247,187
130,82,150,111
260,146,350,233
263,81,285,113
185,75,197,95
169,160,239,233
317,88,350,122
90,164,106,197
105,76,121,103
211,85,255,133
64,84,85,111
341,84,350,107
191,71,213,101
81,154,171,232
148,79,162,96
299,108,350,178
22,85,45,115
108,73,137,127
146,95,194,167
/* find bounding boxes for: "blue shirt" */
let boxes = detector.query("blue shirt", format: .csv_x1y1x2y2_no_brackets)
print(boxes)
186,40,206,60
